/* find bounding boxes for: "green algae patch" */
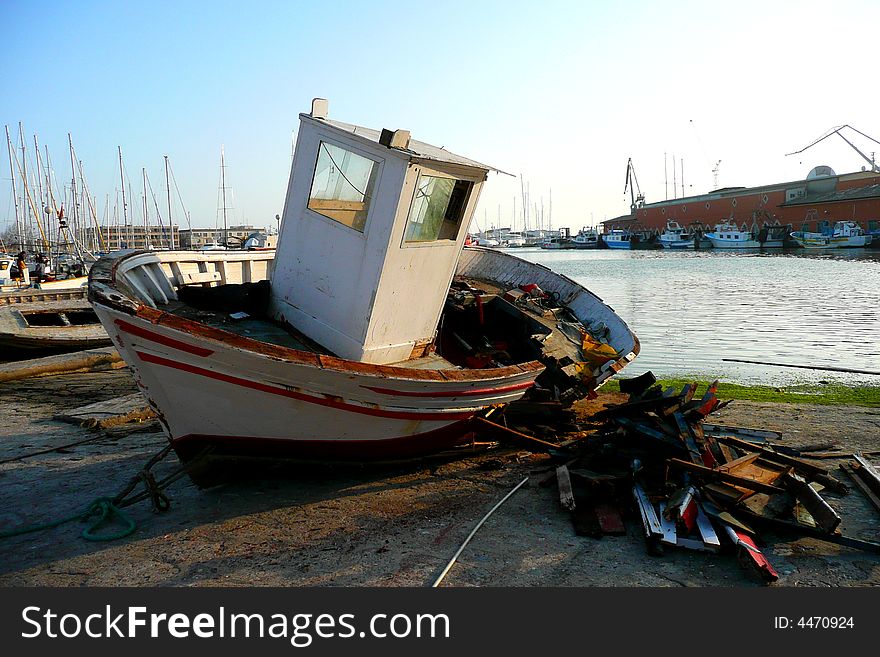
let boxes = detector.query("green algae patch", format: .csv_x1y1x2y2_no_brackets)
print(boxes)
603,377,880,408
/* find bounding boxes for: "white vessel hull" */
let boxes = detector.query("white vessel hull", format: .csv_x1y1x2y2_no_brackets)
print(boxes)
89,248,639,467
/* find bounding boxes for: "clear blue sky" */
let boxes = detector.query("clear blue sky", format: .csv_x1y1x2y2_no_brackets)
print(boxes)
2,0,879,235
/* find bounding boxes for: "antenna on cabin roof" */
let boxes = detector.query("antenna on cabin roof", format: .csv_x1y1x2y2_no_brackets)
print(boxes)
311,98,329,119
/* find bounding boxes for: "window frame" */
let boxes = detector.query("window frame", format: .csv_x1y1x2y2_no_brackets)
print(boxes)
304,137,384,236
400,167,474,248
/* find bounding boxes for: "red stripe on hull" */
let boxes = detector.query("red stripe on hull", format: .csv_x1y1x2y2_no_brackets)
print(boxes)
135,350,477,421
362,380,535,397
116,319,214,356
171,420,475,462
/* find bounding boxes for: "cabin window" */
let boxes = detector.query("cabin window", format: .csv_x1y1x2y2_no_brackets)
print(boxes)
307,141,378,232
404,175,472,243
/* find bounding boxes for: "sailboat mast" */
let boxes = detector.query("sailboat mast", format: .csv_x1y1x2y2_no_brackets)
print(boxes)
221,145,228,248
142,167,150,249
118,146,128,242
33,135,49,260
164,155,174,249
5,126,22,251
19,123,31,250
68,134,80,251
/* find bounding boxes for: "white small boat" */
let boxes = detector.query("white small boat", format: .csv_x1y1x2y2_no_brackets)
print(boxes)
0,287,110,351
572,227,600,249
89,99,638,477
603,229,633,249
501,232,526,248
540,235,573,249
706,222,761,249
658,221,694,249
708,221,787,249
790,221,872,249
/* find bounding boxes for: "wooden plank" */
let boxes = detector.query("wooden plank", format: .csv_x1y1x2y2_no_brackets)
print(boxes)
667,458,786,495
556,465,576,511
712,434,844,488
782,474,841,534
695,505,721,552
475,417,558,451
853,454,880,497
703,482,751,505
701,423,780,442
593,503,626,536
179,271,222,285
840,463,880,513
718,443,738,465
723,525,779,582
53,393,155,430
632,483,663,538
0,347,123,383
718,452,761,472
657,502,678,546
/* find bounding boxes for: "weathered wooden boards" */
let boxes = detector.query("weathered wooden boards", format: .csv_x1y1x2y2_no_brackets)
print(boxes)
0,347,124,383
54,393,156,430
565,375,874,582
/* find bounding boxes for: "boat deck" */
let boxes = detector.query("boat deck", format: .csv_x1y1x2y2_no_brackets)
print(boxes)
161,300,461,371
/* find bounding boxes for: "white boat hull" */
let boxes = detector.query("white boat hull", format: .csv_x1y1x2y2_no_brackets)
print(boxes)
707,236,761,249
89,248,638,468
660,238,694,249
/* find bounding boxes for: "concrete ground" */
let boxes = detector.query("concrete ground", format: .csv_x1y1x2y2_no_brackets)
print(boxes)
1,369,878,587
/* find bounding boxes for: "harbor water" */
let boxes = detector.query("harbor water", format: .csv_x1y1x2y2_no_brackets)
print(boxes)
518,248,880,388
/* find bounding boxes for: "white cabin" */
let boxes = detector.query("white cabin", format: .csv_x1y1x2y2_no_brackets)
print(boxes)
269,99,495,364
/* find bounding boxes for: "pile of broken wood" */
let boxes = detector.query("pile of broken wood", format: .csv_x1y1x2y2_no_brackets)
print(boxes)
484,371,880,584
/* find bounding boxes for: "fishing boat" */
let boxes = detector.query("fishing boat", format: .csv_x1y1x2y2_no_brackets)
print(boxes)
658,221,695,249
790,220,872,249
603,228,633,249
706,221,786,249
539,235,573,249
0,287,110,351
88,100,638,474
705,222,761,249
501,232,526,248
572,227,600,249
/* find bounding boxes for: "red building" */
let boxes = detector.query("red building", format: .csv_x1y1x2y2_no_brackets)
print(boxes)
603,168,880,234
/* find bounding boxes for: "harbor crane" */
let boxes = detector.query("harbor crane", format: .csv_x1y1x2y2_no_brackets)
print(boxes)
786,125,880,173
624,158,645,213
712,160,721,189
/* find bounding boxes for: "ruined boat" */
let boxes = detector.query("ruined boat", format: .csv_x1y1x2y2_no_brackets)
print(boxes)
0,287,111,351
88,100,638,471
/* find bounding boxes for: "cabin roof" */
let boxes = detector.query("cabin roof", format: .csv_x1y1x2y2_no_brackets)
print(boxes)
304,114,507,174
780,182,880,206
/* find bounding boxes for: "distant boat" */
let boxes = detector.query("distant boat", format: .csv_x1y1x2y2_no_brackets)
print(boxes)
501,232,526,248
540,235,574,249
790,220,872,249
658,221,695,249
707,221,786,249
0,253,89,292
706,222,761,249
603,229,633,249
0,287,110,351
572,227,600,249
